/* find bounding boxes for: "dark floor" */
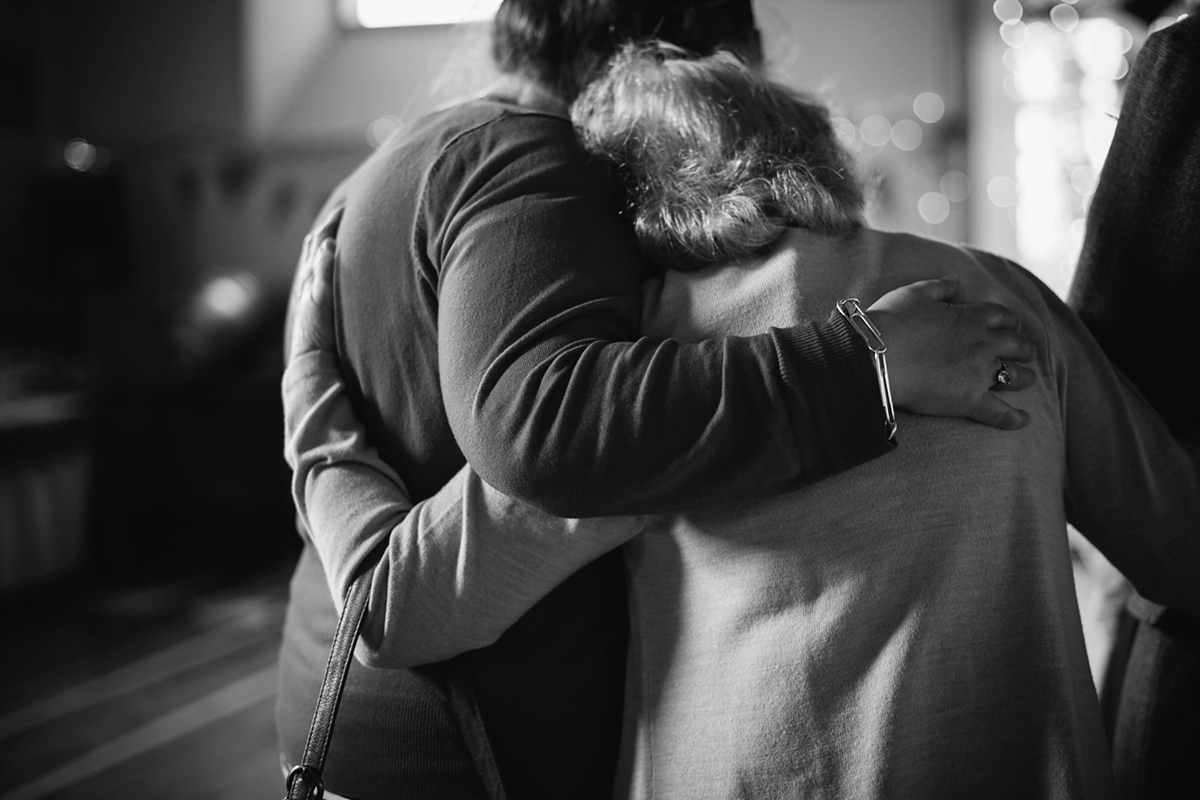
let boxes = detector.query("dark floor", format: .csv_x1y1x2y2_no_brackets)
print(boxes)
0,559,296,800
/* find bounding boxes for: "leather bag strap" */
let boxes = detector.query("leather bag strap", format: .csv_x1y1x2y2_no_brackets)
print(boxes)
284,571,371,800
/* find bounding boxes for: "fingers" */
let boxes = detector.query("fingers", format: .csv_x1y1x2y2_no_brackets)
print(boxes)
986,327,1036,363
969,392,1031,430
309,239,335,306
899,274,961,304
300,205,344,271
314,206,345,242
287,210,343,361
968,301,1020,331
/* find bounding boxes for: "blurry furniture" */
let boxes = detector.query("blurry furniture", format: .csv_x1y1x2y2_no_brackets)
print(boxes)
0,391,89,589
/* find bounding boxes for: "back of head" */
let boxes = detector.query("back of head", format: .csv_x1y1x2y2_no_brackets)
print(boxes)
491,0,762,102
572,42,866,270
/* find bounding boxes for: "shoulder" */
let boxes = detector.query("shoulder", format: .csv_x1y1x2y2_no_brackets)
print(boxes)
336,99,587,197
387,100,621,221
959,245,1060,318
395,100,590,179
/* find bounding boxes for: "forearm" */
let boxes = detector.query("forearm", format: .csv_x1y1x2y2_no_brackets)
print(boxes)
451,319,886,518
284,351,644,667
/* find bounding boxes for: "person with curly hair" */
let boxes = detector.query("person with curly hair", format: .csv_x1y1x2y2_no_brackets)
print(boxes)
277,2,1040,797
285,40,1200,799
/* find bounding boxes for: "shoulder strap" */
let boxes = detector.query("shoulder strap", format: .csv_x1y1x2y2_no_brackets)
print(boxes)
284,572,371,800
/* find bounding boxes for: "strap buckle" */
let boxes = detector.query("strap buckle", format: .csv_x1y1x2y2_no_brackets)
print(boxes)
285,764,324,800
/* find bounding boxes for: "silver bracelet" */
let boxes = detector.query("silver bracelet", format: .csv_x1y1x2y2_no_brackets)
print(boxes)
836,298,898,443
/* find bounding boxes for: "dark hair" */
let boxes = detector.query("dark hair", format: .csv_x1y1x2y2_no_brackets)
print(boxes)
572,42,865,270
491,0,761,102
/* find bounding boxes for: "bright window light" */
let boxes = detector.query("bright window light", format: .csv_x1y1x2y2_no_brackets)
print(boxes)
342,0,503,28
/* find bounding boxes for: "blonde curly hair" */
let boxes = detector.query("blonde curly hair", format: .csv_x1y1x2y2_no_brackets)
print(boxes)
572,41,865,270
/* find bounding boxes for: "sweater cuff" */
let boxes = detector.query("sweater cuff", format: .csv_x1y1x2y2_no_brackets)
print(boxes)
770,312,896,484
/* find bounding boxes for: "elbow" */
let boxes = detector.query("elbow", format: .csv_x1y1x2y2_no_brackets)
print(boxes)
353,627,428,670
353,613,505,669
461,420,596,517
353,640,393,669
478,461,585,518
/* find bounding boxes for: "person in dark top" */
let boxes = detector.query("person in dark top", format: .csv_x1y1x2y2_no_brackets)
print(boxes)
1068,12,1200,799
276,2,1038,798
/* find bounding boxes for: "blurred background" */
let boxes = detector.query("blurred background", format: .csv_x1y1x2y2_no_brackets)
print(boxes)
0,0,1191,797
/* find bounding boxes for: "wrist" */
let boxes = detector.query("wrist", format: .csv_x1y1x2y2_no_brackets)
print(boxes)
836,299,898,443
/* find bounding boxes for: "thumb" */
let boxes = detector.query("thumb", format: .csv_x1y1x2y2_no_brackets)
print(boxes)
969,393,1031,430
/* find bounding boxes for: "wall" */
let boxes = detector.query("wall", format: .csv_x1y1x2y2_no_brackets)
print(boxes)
37,0,245,143
268,1,963,151
257,0,968,239
245,0,337,139
760,0,968,239
276,21,495,143
762,0,960,109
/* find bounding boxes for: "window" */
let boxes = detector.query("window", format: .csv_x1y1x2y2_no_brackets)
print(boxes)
338,0,503,29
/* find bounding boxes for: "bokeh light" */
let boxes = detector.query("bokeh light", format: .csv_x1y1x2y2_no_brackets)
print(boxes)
993,0,1023,23
890,119,923,151
918,192,950,225
940,171,971,203
913,92,945,124
1003,73,1022,101
1082,106,1119,173
202,274,259,320
1050,3,1080,32
1070,164,1096,196
859,115,892,148
64,139,96,172
1075,19,1127,79
988,177,1018,208
1014,106,1056,151
1000,19,1031,48
366,115,403,148
1014,46,1063,103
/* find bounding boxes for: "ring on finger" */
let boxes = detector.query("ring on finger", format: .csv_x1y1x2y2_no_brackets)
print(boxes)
994,361,1014,387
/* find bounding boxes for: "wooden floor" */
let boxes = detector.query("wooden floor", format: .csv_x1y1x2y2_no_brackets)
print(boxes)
0,562,295,800
0,546,1120,800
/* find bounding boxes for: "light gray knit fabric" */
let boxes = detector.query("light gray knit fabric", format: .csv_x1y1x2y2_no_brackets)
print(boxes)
284,225,1200,798
618,227,1200,799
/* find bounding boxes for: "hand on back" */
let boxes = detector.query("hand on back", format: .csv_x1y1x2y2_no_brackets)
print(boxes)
868,275,1036,430
287,208,343,361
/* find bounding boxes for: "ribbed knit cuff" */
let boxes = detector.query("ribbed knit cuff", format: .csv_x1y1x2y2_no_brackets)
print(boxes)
770,312,896,485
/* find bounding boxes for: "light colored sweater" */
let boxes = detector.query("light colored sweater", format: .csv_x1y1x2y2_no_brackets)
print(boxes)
284,227,1200,799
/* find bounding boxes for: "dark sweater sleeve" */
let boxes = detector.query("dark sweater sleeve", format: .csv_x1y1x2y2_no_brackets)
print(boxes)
431,114,888,517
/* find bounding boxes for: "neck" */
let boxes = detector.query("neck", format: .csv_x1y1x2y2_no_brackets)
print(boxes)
486,74,570,117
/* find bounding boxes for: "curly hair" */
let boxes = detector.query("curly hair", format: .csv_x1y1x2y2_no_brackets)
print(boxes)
572,42,865,270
